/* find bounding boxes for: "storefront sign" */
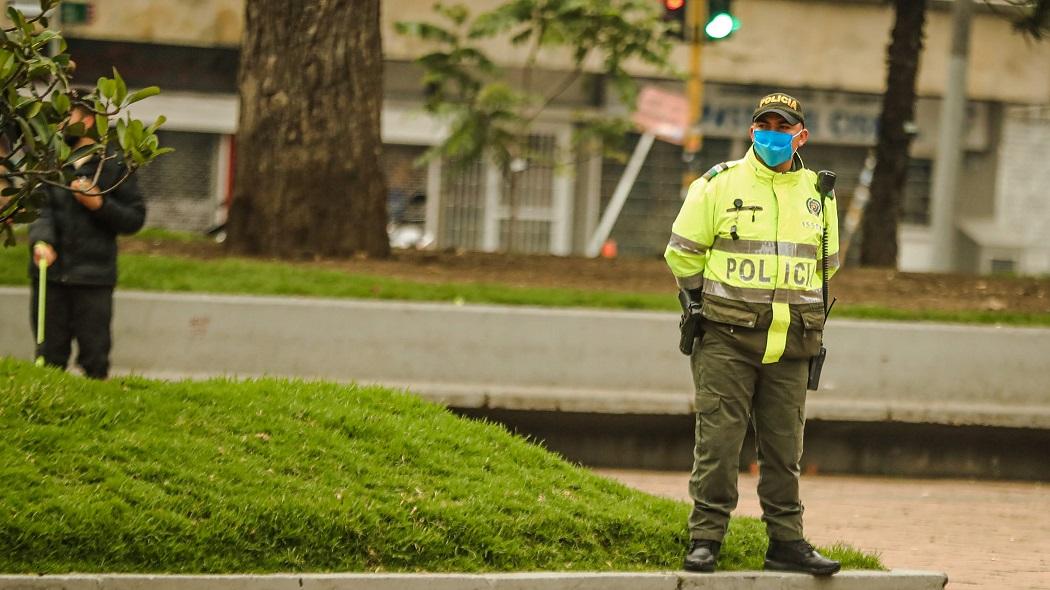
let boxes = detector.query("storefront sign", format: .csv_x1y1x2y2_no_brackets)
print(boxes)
699,83,989,153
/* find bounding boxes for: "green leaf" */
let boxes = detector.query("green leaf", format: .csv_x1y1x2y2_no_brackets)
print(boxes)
34,30,59,47
395,21,458,45
0,50,16,81
27,116,49,144
95,113,108,137
115,118,128,149
434,2,470,25
510,28,533,46
128,144,145,165
129,119,144,144
67,144,97,162
6,7,27,29
97,77,115,100
52,91,69,115
15,118,35,151
146,115,166,135
24,100,42,119
126,86,160,104
112,67,127,105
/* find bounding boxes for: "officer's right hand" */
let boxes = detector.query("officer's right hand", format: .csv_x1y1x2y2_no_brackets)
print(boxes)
33,242,56,267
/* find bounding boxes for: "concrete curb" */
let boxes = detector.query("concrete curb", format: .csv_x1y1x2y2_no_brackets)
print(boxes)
0,571,948,590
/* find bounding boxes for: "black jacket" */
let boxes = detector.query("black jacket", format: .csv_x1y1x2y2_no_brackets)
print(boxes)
28,151,146,286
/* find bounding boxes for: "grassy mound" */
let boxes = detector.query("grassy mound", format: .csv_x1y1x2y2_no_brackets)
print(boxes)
0,358,878,573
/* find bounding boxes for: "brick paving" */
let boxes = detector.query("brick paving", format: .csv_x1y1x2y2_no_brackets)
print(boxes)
595,469,1050,590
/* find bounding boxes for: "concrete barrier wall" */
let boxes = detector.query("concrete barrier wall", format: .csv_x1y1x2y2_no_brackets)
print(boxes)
2,287,1047,429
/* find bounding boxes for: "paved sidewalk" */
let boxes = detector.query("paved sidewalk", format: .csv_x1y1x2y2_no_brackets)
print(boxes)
596,469,1050,590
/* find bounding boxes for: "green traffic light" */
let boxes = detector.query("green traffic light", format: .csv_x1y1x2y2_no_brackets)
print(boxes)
705,11,739,40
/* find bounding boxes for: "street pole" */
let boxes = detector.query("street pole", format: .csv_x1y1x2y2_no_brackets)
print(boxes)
928,0,972,273
681,0,706,194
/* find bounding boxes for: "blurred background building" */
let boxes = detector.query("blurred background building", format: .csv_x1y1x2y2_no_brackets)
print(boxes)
52,0,1050,274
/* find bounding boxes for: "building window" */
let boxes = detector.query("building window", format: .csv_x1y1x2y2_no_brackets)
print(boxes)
901,158,933,225
439,157,486,251
990,258,1016,274
136,130,220,232
435,134,561,254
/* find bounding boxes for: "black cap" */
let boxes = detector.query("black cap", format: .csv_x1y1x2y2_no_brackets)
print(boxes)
752,92,804,126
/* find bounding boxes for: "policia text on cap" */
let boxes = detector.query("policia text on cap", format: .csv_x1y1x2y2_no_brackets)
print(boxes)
665,92,842,576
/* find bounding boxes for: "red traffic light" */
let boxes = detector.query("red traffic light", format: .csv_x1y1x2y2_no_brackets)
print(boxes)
664,0,685,10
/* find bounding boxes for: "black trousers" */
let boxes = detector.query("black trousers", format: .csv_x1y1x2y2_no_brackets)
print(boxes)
30,282,114,379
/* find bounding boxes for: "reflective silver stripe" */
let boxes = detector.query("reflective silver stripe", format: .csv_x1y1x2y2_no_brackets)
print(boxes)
822,252,841,272
779,242,819,259
704,278,823,305
712,238,818,259
668,233,708,255
702,161,728,181
774,288,824,304
713,237,776,255
675,274,704,290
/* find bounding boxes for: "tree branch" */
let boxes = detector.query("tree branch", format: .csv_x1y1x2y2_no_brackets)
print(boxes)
523,67,584,125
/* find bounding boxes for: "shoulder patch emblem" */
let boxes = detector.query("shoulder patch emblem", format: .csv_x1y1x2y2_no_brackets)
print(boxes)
806,198,822,216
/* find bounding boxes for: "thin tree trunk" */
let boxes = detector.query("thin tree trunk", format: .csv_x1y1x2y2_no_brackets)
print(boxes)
860,0,927,267
227,0,390,259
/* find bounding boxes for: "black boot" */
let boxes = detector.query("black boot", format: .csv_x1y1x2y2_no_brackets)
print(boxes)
683,539,721,573
764,539,841,576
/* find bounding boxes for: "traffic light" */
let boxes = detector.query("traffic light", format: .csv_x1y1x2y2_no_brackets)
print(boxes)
662,0,687,40
662,0,738,42
705,0,739,41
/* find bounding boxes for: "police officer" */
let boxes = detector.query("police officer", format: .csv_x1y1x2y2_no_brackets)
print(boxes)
665,93,841,575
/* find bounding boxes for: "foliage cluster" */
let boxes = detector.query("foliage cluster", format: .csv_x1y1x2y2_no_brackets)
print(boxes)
395,0,675,175
0,1,169,245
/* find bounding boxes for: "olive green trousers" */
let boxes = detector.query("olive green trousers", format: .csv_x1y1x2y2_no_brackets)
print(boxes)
687,324,808,543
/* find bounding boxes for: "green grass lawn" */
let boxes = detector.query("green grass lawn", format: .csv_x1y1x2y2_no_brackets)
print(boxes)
0,358,882,573
2,239,1047,325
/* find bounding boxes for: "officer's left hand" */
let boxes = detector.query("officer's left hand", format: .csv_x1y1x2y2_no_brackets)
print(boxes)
71,177,102,211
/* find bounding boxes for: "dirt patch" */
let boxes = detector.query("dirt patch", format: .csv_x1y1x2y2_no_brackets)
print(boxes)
120,237,1050,314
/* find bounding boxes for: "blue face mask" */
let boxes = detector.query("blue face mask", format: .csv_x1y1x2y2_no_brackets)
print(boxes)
753,129,802,167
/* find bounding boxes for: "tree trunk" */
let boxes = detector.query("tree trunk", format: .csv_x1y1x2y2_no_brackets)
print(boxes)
227,0,390,259
860,0,927,267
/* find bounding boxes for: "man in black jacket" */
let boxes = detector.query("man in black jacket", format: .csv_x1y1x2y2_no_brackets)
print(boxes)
28,101,146,379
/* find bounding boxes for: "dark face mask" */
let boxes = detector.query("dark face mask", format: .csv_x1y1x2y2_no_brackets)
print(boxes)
64,134,81,148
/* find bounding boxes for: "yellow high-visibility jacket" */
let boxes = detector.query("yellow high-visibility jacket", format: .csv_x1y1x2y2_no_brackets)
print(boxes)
665,147,840,364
